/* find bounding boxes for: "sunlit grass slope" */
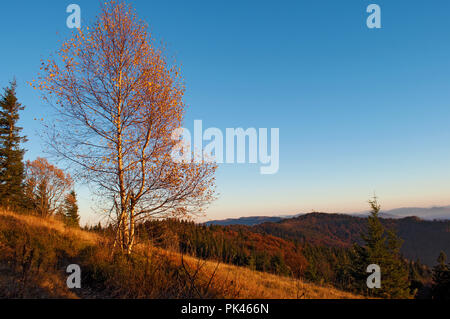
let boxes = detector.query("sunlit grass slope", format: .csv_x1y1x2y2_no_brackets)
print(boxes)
0,210,361,299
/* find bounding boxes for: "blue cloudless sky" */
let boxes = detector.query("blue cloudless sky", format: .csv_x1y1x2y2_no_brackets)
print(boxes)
1,0,450,224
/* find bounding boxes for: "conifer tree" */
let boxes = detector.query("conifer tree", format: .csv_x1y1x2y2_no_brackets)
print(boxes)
0,80,27,209
382,229,411,298
431,251,450,299
36,179,50,216
351,197,411,298
63,190,80,227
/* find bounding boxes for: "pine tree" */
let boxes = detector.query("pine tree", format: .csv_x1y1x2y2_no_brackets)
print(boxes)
362,198,388,264
382,228,411,298
63,190,80,227
36,179,50,217
0,80,27,209
431,251,450,299
23,176,37,211
349,242,370,292
351,197,411,298
350,198,387,294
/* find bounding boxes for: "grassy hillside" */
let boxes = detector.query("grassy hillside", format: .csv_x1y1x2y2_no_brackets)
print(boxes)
0,210,361,299
137,217,433,296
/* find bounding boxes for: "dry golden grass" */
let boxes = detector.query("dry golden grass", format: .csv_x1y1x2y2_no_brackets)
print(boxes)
0,210,362,299
159,249,361,299
0,209,100,245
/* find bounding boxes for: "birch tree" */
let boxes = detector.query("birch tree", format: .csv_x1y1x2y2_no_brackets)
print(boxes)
35,1,216,254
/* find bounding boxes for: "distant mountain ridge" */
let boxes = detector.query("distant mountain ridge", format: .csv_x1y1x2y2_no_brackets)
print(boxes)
362,206,450,220
207,209,450,266
251,213,450,266
206,205,450,226
205,216,285,226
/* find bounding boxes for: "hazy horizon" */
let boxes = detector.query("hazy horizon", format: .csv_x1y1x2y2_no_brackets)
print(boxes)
202,203,450,223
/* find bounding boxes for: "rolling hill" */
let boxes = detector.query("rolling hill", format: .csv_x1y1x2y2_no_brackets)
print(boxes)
206,205,450,226
247,213,450,266
0,210,361,299
205,216,284,226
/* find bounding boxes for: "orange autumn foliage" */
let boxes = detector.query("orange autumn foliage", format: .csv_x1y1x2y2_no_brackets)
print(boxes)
35,1,216,254
24,158,73,217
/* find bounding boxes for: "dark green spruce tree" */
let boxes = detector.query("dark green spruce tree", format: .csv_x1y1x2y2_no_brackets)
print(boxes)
63,190,80,227
431,251,450,299
382,228,410,298
351,197,411,298
0,80,27,209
